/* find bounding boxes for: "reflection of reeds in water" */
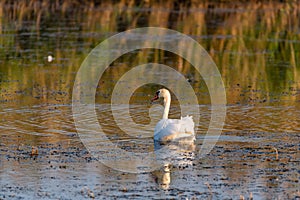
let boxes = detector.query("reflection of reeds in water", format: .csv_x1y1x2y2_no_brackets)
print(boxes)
0,0,299,105
210,2,300,104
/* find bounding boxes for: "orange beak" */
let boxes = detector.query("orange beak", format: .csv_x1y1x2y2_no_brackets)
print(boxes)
151,95,159,102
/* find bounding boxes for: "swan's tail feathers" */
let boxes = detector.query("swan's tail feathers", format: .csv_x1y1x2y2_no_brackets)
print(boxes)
181,115,193,120
181,115,193,121
179,116,195,137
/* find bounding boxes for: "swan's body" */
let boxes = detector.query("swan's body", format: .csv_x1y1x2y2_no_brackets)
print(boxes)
151,89,195,143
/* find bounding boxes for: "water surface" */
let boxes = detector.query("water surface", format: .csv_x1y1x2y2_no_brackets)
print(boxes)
0,1,299,199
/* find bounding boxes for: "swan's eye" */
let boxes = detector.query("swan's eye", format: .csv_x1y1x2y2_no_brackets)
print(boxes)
156,91,160,96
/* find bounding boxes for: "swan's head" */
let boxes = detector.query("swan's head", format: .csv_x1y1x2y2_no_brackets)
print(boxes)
151,88,170,102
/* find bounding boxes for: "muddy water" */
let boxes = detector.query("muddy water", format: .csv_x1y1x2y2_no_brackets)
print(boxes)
1,1,300,199
1,104,299,199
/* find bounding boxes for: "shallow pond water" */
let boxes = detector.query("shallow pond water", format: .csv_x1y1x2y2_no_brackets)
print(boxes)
1,104,299,199
1,1,300,199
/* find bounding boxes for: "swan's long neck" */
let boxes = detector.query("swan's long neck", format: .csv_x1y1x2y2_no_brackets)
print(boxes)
163,93,171,119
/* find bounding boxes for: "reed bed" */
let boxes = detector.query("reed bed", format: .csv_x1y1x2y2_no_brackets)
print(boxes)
0,0,299,105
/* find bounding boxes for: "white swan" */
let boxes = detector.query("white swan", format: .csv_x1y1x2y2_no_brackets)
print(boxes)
151,88,195,143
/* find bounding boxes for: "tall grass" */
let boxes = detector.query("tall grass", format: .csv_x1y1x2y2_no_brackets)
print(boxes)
0,0,299,105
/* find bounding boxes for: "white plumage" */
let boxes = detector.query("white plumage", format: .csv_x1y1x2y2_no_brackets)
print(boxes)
151,89,195,143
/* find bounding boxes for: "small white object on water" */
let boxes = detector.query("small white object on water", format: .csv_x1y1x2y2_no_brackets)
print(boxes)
88,191,94,198
48,55,54,62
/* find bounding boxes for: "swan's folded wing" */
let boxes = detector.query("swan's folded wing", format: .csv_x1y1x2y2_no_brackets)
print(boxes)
154,119,178,135
154,117,195,142
179,115,195,135
154,119,180,141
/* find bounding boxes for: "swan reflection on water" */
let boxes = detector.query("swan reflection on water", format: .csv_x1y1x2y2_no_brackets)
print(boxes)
153,140,195,190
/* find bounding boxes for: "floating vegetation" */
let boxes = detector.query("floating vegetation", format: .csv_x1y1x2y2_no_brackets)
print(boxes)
273,147,279,161
30,146,38,156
